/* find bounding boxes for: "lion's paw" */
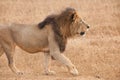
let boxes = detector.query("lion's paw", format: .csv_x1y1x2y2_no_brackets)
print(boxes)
70,67,79,76
44,70,56,75
16,71,24,75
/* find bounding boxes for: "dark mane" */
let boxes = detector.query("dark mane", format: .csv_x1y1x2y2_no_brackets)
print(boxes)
38,15,55,29
38,15,67,53
37,8,76,53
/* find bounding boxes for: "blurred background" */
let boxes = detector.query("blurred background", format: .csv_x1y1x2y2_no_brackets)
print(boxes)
0,0,120,80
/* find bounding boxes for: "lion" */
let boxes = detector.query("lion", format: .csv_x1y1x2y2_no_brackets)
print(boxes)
0,8,90,76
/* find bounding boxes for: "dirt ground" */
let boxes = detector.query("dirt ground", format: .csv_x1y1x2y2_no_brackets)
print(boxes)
0,0,120,80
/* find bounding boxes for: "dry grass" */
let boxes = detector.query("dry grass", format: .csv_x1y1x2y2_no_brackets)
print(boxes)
0,0,120,80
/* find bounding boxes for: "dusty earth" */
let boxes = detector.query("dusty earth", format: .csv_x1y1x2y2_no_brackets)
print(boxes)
0,0,120,80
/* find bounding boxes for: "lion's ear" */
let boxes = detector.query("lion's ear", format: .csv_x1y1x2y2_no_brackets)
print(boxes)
71,12,77,21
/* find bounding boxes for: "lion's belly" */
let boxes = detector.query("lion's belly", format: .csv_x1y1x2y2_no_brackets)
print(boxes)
16,37,49,53
11,25,49,53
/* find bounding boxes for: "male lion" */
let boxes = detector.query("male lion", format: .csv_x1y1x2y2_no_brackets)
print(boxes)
0,8,89,75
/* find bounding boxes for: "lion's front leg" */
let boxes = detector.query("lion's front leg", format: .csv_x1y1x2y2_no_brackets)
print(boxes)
48,32,79,75
50,52,79,76
44,53,56,75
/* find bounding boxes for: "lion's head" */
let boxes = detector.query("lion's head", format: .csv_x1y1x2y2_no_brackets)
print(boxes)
55,8,90,38
38,8,90,52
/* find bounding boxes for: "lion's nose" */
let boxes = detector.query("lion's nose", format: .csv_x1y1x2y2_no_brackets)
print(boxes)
80,32,85,35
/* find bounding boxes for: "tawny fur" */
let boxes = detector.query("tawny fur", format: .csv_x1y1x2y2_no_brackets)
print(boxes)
0,8,89,75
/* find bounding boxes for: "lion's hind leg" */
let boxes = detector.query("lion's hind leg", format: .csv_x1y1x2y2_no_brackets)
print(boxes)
1,40,23,75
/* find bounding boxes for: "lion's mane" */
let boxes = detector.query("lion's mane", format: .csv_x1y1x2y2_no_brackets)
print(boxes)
38,8,79,52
